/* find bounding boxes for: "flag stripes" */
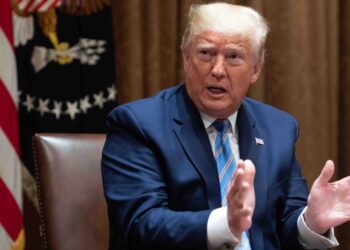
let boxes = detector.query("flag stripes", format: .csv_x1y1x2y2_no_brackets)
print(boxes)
0,179,22,240
0,129,22,205
0,29,19,108
0,0,24,249
0,0,13,43
0,227,13,249
0,80,20,154
16,0,62,13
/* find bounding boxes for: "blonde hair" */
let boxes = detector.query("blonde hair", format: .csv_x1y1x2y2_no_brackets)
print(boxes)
181,3,269,64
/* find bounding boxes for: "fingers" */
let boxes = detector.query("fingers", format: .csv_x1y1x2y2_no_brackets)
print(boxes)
315,160,335,186
230,160,255,186
228,160,255,196
227,159,256,211
227,181,254,232
244,159,256,184
230,159,255,179
227,160,256,233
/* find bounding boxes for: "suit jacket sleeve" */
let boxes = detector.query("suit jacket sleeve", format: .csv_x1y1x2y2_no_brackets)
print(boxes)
101,105,211,250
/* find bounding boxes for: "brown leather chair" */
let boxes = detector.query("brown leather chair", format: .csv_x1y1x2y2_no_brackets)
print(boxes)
32,133,108,250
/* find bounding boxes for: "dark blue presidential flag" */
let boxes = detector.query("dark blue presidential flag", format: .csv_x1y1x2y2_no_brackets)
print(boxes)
15,2,116,174
13,1,116,248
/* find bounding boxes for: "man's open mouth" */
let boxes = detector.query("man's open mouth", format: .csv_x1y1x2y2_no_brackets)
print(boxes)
208,86,226,94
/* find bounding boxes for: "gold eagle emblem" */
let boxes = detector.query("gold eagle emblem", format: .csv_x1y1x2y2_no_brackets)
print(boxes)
12,0,112,65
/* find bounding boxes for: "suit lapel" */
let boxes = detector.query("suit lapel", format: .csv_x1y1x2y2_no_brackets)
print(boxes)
171,86,221,209
238,99,268,250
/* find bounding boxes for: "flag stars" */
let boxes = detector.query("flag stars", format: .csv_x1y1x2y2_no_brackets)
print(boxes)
18,84,117,118
52,101,63,120
107,85,117,101
80,95,92,114
22,94,35,112
93,91,106,109
65,101,80,120
37,98,50,116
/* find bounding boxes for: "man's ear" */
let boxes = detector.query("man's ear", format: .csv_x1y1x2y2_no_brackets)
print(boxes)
182,52,190,74
250,62,263,84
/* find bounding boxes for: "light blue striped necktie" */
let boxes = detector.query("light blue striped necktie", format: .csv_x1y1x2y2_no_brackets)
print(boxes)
212,119,251,250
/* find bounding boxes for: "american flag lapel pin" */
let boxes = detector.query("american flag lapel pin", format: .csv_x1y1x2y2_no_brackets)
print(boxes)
255,137,264,145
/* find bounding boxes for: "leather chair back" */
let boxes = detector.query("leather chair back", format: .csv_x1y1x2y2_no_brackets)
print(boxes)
32,133,108,250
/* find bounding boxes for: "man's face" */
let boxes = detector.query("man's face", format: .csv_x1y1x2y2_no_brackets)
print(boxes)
183,31,262,119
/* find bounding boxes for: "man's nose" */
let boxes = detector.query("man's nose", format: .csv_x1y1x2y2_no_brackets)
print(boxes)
211,55,226,79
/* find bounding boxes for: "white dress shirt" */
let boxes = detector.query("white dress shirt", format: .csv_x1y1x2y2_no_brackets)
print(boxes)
200,112,339,250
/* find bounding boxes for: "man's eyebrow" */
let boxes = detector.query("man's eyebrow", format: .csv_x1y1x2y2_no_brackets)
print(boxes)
196,42,215,48
224,44,245,50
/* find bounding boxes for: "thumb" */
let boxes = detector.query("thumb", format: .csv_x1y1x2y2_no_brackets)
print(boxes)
244,159,256,184
315,160,335,186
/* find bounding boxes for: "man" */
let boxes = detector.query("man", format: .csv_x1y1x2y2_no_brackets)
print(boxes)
102,3,350,249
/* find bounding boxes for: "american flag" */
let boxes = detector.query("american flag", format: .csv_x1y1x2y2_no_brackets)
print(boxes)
255,137,264,145
0,0,25,249
15,0,62,13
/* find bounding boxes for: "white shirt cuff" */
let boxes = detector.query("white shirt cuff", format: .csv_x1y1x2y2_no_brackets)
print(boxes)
207,207,239,250
297,207,339,249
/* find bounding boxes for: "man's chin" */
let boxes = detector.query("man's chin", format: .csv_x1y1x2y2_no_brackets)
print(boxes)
202,106,234,119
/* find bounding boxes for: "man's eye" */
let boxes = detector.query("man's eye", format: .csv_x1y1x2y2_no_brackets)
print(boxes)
228,53,239,60
200,50,209,55
198,49,213,60
226,53,242,64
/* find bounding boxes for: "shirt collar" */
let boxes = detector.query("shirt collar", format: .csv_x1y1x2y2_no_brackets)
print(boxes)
200,111,238,132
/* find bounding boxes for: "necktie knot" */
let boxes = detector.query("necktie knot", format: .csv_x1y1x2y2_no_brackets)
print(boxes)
212,119,230,134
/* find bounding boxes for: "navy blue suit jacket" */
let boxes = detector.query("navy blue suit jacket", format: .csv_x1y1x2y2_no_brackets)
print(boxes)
101,84,309,250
